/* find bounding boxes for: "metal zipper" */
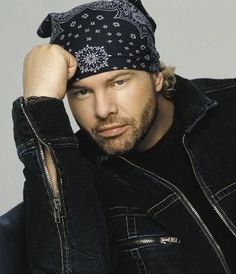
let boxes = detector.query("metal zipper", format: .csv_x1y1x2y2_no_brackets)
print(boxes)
20,100,59,200
20,98,65,273
119,235,181,250
115,156,231,274
183,135,236,238
181,137,232,273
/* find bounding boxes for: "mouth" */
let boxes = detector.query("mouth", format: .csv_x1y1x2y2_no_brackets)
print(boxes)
96,124,129,138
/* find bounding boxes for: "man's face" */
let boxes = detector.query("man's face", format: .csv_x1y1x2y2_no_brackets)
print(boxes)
67,69,163,155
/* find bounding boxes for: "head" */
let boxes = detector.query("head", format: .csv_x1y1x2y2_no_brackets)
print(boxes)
37,0,176,154
67,69,164,155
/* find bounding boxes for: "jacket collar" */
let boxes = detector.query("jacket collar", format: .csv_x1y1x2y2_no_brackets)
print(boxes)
174,75,218,133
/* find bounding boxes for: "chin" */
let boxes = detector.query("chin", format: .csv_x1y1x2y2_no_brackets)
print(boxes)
101,146,130,156
99,140,136,155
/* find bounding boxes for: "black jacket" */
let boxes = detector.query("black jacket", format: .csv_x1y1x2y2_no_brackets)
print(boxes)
1,75,235,273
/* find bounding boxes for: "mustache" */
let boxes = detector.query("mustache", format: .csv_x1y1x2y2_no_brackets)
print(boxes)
93,115,135,133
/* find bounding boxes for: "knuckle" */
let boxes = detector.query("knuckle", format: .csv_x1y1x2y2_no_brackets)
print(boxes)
49,44,61,51
25,45,40,56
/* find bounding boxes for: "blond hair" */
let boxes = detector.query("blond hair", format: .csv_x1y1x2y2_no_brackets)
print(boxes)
159,62,176,102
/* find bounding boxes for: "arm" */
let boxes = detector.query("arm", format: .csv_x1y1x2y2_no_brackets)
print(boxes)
11,45,110,273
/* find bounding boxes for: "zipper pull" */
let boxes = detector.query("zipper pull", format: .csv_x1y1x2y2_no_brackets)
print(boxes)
53,198,62,223
160,237,181,245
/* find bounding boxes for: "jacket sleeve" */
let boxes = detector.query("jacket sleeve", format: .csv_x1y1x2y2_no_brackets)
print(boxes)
11,96,110,274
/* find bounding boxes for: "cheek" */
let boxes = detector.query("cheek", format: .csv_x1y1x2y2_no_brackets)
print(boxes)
119,88,153,118
68,99,95,131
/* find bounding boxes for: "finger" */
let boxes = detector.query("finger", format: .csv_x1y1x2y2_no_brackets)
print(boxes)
67,53,78,80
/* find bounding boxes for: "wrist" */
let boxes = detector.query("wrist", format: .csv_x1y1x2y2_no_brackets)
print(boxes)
23,96,62,102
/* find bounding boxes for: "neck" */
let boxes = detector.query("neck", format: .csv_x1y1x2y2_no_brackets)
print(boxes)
137,94,175,152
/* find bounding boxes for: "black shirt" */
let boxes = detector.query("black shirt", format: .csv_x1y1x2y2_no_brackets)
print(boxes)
125,106,235,270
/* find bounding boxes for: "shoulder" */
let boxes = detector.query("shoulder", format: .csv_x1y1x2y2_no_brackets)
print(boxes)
175,75,236,123
0,203,25,272
189,77,236,124
0,203,25,237
190,76,236,97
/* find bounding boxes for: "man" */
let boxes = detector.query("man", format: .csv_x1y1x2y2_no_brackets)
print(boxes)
0,0,235,273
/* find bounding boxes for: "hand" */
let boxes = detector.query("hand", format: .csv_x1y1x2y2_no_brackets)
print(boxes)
23,44,77,99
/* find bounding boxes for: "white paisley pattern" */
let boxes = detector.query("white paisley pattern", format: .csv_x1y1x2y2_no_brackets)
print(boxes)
48,0,154,42
75,45,111,73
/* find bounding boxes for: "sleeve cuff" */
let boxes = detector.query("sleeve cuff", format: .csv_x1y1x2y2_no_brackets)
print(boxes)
12,96,78,150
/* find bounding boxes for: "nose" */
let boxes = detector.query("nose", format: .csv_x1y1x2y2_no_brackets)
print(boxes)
94,91,118,119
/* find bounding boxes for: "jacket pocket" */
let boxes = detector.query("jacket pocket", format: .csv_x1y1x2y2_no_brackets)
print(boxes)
106,206,188,274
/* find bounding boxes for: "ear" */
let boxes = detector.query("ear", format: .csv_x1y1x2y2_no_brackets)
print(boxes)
151,72,163,93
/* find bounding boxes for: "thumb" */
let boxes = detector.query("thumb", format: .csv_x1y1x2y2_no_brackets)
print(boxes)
67,52,78,80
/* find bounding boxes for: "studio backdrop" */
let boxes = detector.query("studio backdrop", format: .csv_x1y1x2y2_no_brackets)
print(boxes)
0,0,235,215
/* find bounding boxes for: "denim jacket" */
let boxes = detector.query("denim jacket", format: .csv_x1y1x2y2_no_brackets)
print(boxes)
0,75,235,274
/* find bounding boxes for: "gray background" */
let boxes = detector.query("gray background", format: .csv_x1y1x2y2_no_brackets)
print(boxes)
0,0,235,215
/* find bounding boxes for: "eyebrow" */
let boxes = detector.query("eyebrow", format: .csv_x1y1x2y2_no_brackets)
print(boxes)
68,71,135,90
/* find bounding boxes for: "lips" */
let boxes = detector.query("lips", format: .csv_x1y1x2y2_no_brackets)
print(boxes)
96,124,129,138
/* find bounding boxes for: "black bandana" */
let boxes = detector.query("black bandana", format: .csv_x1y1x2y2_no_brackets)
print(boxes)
37,0,161,81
